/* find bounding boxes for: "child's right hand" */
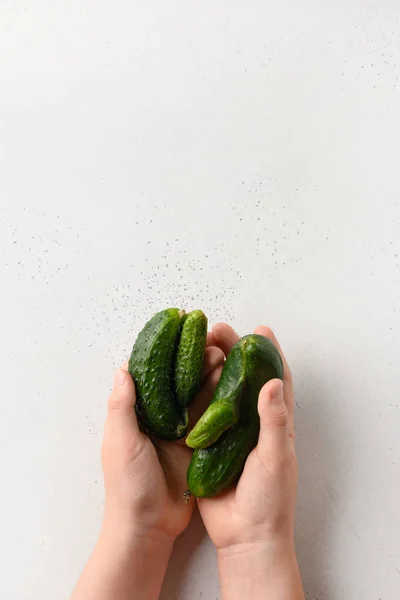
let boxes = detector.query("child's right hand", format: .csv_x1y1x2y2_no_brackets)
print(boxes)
198,324,304,599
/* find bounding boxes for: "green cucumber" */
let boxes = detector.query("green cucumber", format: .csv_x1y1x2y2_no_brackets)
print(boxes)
186,340,245,448
128,308,207,441
186,334,283,497
175,310,208,409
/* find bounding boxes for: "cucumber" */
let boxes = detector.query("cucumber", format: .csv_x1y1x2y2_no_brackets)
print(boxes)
186,341,245,448
175,310,208,409
128,308,207,441
186,334,283,497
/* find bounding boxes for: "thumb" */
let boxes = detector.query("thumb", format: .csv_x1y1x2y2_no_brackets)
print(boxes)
257,379,289,463
106,368,141,441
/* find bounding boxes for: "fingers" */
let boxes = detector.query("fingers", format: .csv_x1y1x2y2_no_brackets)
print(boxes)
202,346,225,379
105,368,141,441
212,323,240,355
257,379,290,463
253,325,295,440
206,332,217,347
253,326,292,383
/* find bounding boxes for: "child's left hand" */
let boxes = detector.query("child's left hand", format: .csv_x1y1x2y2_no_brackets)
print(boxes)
71,340,224,600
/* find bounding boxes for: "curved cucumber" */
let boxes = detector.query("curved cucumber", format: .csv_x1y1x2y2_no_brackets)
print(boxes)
186,334,283,497
186,341,246,448
128,308,207,441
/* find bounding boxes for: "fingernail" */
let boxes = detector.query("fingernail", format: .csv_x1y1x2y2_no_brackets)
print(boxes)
114,369,127,388
270,379,283,403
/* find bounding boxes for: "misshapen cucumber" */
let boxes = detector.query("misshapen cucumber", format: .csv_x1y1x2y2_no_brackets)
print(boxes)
186,340,246,448
128,308,207,441
186,334,283,497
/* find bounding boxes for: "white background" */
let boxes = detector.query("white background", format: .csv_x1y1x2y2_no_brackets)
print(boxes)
1,1,400,599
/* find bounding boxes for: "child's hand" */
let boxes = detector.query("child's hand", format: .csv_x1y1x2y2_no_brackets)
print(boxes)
102,338,224,544
198,324,304,600
71,339,224,600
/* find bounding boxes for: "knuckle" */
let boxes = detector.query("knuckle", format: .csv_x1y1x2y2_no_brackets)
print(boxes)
261,404,288,428
273,405,289,427
108,390,125,411
204,347,225,371
108,397,122,411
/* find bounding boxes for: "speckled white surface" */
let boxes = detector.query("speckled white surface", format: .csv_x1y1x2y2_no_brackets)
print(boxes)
1,2,400,599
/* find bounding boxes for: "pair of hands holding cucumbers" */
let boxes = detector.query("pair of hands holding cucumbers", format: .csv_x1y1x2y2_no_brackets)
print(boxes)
98,321,302,598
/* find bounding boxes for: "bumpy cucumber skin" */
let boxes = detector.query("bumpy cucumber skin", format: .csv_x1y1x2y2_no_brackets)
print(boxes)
186,341,245,448
187,334,284,497
187,422,256,497
128,308,188,441
175,310,208,409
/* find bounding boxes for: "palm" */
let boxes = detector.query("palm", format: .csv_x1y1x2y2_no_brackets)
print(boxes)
126,433,193,539
197,448,278,548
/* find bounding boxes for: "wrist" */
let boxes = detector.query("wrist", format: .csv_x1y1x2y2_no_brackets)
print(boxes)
99,511,175,577
101,508,176,552
88,518,174,600
217,540,303,600
71,517,174,600
217,536,296,567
